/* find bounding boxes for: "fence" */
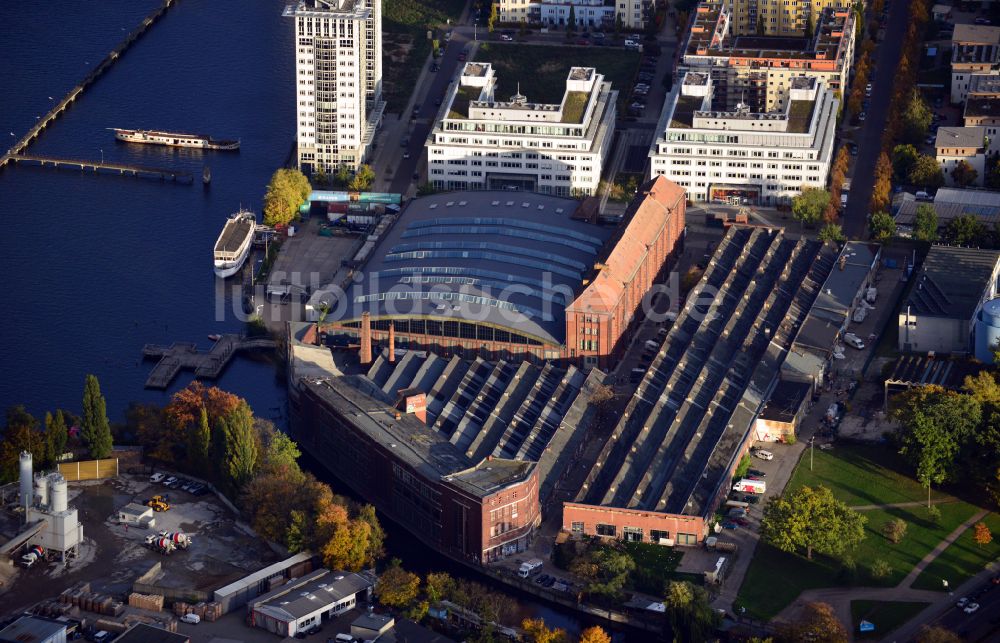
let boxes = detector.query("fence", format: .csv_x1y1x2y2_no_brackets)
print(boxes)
58,458,119,481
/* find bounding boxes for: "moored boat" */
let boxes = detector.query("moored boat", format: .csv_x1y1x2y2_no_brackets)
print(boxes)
213,210,256,278
111,128,240,151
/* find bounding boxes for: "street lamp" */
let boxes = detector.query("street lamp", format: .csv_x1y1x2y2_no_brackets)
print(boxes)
810,436,815,471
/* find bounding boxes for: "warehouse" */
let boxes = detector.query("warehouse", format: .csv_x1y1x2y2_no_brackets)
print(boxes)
563,226,836,545
249,569,373,638
319,177,685,369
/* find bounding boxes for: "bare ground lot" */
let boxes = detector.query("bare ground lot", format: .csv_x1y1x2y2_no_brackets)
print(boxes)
0,474,277,617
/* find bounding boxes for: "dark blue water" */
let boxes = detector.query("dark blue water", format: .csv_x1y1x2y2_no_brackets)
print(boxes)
0,1,602,635
0,0,292,423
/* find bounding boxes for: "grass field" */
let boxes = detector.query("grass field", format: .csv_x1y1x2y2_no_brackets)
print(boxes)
911,512,1000,591
736,444,985,619
382,0,466,109
473,43,641,111
785,443,931,507
622,541,694,594
850,600,930,640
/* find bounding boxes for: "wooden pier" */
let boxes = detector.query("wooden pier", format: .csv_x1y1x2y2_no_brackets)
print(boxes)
0,0,178,170
10,155,193,183
142,334,277,389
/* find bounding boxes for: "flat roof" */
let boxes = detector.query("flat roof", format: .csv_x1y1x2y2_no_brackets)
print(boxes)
112,624,190,643
905,245,1000,320
0,616,67,643
333,192,612,346
759,380,811,423
214,552,314,599
253,569,372,621
952,23,1000,45
964,95,1000,120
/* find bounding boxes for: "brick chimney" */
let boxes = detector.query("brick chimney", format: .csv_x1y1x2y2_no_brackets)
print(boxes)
360,311,372,365
388,322,395,363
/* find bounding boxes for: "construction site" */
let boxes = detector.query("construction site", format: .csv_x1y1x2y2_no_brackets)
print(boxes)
0,464,278,629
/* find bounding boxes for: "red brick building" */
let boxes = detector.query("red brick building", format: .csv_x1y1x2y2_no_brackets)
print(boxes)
565,176,686,368
320,179,686,369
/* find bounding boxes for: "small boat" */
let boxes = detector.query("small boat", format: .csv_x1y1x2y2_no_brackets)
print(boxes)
213,210,256,278
203,166,211,184
110,127,240,151
208,334,222,342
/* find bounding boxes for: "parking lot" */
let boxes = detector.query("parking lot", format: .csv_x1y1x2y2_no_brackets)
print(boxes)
0,473,277,618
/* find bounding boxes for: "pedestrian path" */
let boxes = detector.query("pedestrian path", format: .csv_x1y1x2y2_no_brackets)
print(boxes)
849,498,958,511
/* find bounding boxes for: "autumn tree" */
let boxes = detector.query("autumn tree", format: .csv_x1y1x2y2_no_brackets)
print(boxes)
81,374,113,459
521,618,569,643
900,89,933,144
579,626,611,643
913,203,939,242
761,485,867,559
819,223,846,243
375,561,420,608
882,517,908,544
569,544,636,599
974,521,993,548
0,407,45,482
778,602,848,643
792,187,830,226
425,572,455,603
917,626,962,643
871,152,893,212
263,168,311,226
348,164,375,192
950,159,979,188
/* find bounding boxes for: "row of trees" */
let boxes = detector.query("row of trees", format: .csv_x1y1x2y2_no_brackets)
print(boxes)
124,382,385,571
312,163,376,193
1,374,114,482
891,372,1000,504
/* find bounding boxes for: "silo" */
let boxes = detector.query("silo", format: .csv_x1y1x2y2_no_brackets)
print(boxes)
975,297,1000,363
35,473,49,507
49,474,68,513
19,451,33,510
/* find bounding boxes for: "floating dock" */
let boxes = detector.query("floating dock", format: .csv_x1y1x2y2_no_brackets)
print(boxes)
142,334,276,389
0,0,178,170
9,155,192,183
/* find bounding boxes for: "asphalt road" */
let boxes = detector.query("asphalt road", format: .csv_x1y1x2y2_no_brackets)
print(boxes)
842,0,909,239
926,579,1000,643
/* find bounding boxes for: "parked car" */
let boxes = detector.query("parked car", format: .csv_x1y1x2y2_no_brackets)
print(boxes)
747,469,767,478
964,602,980,614
403,151,411,159
858,111,867,122
535,574,550,585
500,34,513,41
975,17,992,25
149,472,165,483
742,495,760,504
754,450,774,461
445,30,453,41
843,332,865,350
732,517,750,527
592,32,606,40
163,476,178,486
181,614,201,624
721,521,739,529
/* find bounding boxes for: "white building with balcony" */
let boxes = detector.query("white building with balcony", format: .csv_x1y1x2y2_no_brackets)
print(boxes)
284,0,385,173
648,72,837,206
496,0,647,30
426,63,616,196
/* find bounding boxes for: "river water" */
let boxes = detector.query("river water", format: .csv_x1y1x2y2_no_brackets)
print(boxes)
0,0,601,635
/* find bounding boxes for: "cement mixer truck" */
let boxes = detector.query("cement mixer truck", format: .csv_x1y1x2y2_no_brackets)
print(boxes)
21,545,44,568
144,534,176,555
158,531,192,549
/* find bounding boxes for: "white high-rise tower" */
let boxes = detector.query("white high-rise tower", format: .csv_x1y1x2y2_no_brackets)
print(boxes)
284,0,384,174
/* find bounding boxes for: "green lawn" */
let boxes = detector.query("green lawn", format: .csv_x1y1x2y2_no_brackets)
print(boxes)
473,43,640,112
785,443,931,507
382,0,466,110
850,600,930,640
736,444,985,620
622,541,698,594
911,512,1000,591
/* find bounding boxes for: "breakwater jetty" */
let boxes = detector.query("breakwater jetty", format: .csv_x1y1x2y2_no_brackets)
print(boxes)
142,334,276,389
0,0,179,171
10,155,192,183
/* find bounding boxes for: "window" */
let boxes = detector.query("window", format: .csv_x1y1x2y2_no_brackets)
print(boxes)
596,523,616,537
623,526,643,542
650,529,670,542
571,521,584,534
676,532,696,545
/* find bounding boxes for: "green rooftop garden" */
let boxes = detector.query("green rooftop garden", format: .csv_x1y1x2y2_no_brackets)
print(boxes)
561,91,589,124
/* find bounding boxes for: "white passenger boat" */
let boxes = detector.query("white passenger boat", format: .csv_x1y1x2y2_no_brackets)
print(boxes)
213,210,256,278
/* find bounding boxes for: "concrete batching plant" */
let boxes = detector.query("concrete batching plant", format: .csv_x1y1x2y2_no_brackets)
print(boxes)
18,451,84,562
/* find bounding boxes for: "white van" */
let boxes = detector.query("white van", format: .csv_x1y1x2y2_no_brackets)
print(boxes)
518,559,544,578
915,190,931,201
843,333,865,350
181,613,201,624
335,634,355,643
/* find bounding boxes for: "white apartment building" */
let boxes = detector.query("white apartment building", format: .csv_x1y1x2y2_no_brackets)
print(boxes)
496,0,647,30
935,126,987,186
426,63,616,196
649,72,837,205
284,0,385,173
951,24,1000,105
